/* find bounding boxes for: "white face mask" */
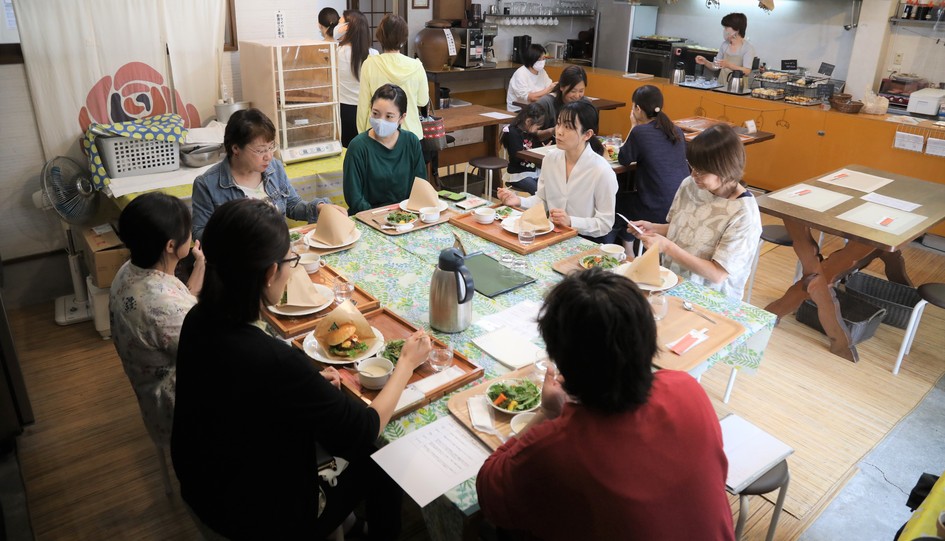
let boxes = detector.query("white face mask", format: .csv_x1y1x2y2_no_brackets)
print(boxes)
723,29,735,41
369,117,399,138
533,59,546,71
333,24,347,40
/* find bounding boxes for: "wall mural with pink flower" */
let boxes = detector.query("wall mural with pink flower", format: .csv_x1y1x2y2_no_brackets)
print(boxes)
77,61,202,130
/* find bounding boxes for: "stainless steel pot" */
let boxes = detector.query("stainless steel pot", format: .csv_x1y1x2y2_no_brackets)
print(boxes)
180,144,224,168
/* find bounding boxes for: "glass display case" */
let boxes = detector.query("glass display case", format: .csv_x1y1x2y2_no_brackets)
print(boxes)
239,39,342,163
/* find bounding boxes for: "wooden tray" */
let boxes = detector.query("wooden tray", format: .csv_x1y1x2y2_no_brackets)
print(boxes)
293,308,484,419
653,296,746,373
260,264,380,338
354,204,457,236
447,365,537,451
448,205,578,255
674,116,735,133
291,224,359,256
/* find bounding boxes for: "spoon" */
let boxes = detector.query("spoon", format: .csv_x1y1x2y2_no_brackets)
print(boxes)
682,300,717,324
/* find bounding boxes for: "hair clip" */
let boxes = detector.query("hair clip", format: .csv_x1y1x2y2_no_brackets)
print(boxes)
654,107,661,113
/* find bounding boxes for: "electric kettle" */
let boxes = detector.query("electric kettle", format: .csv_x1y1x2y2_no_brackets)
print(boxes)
429,248,474,333
728,70,745,93
672,62,686,85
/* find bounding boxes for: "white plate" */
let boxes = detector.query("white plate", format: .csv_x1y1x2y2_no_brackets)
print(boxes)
500,216,554,236
400,200,448,214
614,264,679,292
267,283,334,316
302,326,385,365
304,228,362,250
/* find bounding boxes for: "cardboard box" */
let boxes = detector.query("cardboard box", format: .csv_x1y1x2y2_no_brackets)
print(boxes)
81,224,130,289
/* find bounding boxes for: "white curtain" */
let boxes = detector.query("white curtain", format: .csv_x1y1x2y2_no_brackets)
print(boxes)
13,0,224,161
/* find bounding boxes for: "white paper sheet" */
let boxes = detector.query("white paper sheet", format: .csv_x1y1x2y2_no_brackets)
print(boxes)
815,169,894,193
473,327,544,369
926,137,945,158
105,162,216,198
720,414,794,493
474,300,541,340
894,131,925,153
836,202,928,236
394,388,424,415
480,112,515,120
861,192,921,212
411,366,467,394
372,417,491,507
767,183,852,212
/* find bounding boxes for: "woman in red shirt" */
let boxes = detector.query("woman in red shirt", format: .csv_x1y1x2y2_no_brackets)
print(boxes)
477,268,735,541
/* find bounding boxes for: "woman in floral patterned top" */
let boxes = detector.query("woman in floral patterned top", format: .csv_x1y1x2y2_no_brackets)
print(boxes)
628,124,761,300
109,192,205,446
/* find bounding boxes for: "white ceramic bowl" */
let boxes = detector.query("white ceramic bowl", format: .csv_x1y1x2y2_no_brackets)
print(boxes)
474,207,496,224
420,206,441,223
299,253,326,274
356,356,394,390
510,412,536,436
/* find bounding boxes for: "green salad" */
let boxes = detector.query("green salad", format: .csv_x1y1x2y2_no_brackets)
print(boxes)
290,231,302,242
386,211,417,225
381,339,405,364
495,206,515,218
580,254,620,270
487,379,541,412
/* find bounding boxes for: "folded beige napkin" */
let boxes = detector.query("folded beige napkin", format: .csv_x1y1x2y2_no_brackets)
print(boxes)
314,299,376,358
280,265,330,307
520,201,548,231
313,204,356,245
617,245,662,286
406,178,439,211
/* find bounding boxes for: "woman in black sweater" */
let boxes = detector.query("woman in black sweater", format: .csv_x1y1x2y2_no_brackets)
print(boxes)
172,198,430,539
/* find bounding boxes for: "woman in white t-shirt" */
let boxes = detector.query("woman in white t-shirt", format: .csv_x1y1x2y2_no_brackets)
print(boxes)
506,44,555,112
335,10,377,147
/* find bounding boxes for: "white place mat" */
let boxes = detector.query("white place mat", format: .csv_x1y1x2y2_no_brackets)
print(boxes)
473,327,543,369
815,169,894,193
836,202,928,236
768,183,852,212
480,111,515,120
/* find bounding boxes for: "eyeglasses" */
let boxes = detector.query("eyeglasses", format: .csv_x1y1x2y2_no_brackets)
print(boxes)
281,252,301,268
688,164,710,179
247,144,277,157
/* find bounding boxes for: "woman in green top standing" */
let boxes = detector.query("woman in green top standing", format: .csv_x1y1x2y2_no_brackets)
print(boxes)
343,84,426,214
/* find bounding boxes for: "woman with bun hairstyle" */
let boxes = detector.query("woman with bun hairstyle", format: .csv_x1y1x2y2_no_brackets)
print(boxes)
335,9,378,147
172,198,431,538
497,101,617,241
317,7,340,41
628,123,761,300
532,64,589,141
110,192,204,448
616,85,689,243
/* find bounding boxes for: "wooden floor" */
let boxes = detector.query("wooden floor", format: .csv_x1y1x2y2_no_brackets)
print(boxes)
9,225,945,540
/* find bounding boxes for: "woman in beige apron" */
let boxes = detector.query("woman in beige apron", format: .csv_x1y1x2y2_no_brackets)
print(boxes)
695,12,756,84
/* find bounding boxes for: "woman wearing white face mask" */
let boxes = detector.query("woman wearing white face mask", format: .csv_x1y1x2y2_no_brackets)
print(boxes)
343,84,427,214
506,44,555,112
695,12,756,84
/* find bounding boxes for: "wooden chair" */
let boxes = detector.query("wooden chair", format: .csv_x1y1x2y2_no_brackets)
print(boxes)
893,283,945,375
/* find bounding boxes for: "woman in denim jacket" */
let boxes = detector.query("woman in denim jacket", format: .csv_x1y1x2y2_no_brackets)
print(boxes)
191,108,332,241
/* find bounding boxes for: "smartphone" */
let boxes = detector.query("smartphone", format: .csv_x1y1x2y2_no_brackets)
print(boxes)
438,190,467,202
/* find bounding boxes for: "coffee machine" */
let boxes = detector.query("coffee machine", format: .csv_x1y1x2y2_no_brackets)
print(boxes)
454,28,484,68
482,23,498,67
512,35,531,64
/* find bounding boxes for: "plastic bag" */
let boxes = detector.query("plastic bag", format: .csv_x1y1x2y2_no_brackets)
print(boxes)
861,86,889,115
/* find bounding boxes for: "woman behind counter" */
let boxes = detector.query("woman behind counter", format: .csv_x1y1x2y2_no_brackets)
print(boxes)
506,44,555,112
344,84,426,214
357,14,430,140
190,108,331,241
172,198,432,539
497,101,617,241
110,192,205,448
335,10,378,147
477,268,735,540
533,64,589,141
695,12,756,83
629,123,762,300
317,7,339,41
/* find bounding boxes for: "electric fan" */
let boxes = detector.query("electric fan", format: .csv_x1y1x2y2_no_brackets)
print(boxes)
38,156,101,325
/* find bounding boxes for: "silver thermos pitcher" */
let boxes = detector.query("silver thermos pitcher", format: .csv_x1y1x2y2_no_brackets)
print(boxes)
728,70,744,93
672,62,686,85
429,248,474,333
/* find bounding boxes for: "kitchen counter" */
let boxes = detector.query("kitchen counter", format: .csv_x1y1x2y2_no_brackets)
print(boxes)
543,65,945,236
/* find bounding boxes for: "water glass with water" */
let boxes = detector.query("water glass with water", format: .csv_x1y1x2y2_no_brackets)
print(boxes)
649,292,668,321
333,281,354,304
427,343,454,373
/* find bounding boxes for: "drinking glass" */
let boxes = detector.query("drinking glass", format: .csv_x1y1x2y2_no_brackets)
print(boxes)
648,292,668,321
684,75,695,84
427,343,454,373
500,253,515,267
519,227,536,245
512,258,529,273
333,281,354,304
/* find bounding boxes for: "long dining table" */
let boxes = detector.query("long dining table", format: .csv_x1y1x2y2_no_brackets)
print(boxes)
287,201,776,539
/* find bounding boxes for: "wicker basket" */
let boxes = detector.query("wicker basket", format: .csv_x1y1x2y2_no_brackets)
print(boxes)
843,272,921,329
795,289,886,346
830,99,863,114
831,93,852,104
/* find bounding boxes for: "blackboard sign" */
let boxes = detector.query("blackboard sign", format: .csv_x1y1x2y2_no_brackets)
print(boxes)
781,59,798,71
817,84,834,100
818,62,835,76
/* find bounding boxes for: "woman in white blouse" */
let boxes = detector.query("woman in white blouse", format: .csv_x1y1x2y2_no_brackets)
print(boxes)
628,124,762,300
506,44,554,112
497,101,618,241
335,10,377,147
109,192,205,446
